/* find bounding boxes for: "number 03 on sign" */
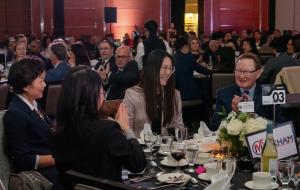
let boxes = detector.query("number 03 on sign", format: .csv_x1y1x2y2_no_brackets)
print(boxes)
262,85,286,105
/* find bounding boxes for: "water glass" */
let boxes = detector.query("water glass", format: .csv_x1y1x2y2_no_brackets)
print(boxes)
175,127,188,143
277,160,292,190
160,135,172,154
144,132,158,161
185,143,199,173
291,160,300,189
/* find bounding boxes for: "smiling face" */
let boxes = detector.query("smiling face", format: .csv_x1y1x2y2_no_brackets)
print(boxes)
190,39,200,52
159,57,174,86
23,72,46,102
242,41,252,53
235,58,261,89
14,43,27,59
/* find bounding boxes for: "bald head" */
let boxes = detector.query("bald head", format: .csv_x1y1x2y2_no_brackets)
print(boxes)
115,45,132,68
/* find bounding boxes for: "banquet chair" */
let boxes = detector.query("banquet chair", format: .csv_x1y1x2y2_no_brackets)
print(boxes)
212,73,235,99
274,66,300,93
0,111,12,190
0,85,9,111
44,84,61,116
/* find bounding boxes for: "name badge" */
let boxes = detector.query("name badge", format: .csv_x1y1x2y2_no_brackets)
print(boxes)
238,101,254,113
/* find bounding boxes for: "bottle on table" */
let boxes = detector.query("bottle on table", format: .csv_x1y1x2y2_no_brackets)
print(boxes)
261,121,278,176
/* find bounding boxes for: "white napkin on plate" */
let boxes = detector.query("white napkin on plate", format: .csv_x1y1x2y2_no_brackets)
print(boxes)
198,121,216,137
205,171,230,190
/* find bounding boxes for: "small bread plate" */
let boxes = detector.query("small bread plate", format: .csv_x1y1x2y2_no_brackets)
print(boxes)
244,181,279,190
198,173,211,181
160,158,188,167
157,173,191,184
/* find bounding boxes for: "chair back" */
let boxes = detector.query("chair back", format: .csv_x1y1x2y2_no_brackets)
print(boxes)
0,85,9,111
274,66,300,93
44,84,61,116
0,110,12,189
212,73,235,99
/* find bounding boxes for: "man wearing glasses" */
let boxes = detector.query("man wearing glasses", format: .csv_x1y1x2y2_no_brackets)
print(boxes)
209,53,283,131
100,45,139,100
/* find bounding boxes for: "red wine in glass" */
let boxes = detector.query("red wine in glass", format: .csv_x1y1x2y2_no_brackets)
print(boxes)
171,151,185,161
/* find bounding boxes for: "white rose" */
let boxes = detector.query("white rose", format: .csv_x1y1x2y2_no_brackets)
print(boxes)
227,119,243,135
244,117,267,134
219,120,228,129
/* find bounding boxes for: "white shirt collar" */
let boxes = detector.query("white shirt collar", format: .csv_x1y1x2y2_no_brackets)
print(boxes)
17,94,38,111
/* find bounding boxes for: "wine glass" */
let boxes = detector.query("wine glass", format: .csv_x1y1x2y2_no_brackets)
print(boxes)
277,160,292,190
170,141,186,172
175,127,188,143
185,143,199,173
144,132,158,161
291,160,300,190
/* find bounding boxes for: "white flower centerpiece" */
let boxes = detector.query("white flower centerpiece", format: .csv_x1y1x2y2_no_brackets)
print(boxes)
218,110,268,157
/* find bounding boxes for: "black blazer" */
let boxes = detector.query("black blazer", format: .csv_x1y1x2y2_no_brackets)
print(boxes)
94,56,117,72
3,95,59,188
175,52,210,100
106,60,140,100
50,119,147,184
209,83,284,131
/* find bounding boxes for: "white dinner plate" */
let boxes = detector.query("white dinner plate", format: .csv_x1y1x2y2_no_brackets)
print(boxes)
157,172,190,184
244,181,279,190
197,173,211,181
160,158,188,167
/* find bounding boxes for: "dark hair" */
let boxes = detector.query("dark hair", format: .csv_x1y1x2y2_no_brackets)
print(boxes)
140,50,177,126
49,42,68,60
41,35,52,50
175,37,189,51
70,43,91,67
292,34,300,52
144,20,158,34
236,53,262,70
8,56,45,94
99,39,114,49
241,38,259,55
56,66,102,133
269,37,287,53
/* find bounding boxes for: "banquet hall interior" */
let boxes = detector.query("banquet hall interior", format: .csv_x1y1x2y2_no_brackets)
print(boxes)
0,0,300,190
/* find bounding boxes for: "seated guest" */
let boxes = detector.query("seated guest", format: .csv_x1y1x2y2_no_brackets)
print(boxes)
51,66,146,186
240,38,259,55
94,40,116,72
215,47,236,72
123,50,184,137
174,37,211,100
68,42,91,67
210,53,283,131
100,45,139,100
259,37,299,84
3,56,59,189
45,42,70,83
28,39,52,71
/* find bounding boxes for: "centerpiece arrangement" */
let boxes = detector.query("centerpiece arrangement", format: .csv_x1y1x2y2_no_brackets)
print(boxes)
217,109,268,158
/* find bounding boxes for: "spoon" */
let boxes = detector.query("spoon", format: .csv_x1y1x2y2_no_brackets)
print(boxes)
150,161,166,172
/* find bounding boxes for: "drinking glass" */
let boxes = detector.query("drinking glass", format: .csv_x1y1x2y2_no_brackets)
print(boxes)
170,141,186,172
291,160,300,190
278,160,292,190
185,143,199,173
160,135,172,154
144,132,158,161
175,127,188,143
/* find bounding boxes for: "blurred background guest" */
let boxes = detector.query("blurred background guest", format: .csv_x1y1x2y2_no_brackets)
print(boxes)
241,38,259,55
68,42,91,67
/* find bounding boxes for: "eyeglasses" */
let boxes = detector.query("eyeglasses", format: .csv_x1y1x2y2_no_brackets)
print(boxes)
234,69,258,76
116,55,130,59
161,66,175,73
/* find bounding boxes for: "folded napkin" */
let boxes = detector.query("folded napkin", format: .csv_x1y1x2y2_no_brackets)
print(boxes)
198,121,217,137
205,171,230,190
139,123,152,143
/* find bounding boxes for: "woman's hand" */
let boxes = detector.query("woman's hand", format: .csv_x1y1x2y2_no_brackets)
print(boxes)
231,95,244,113
115,103,130,133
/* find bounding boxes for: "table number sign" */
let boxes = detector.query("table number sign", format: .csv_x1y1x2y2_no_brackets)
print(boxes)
245,121,298,160
262,85,286,105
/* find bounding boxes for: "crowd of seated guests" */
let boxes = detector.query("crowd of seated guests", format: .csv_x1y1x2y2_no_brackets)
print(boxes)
1,24,300,189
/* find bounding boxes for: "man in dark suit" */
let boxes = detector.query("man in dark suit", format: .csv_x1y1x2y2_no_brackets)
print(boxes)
210,53,283,131
259,37,299,84
45,42,70,84
94,40,117,72
100,45,139,100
